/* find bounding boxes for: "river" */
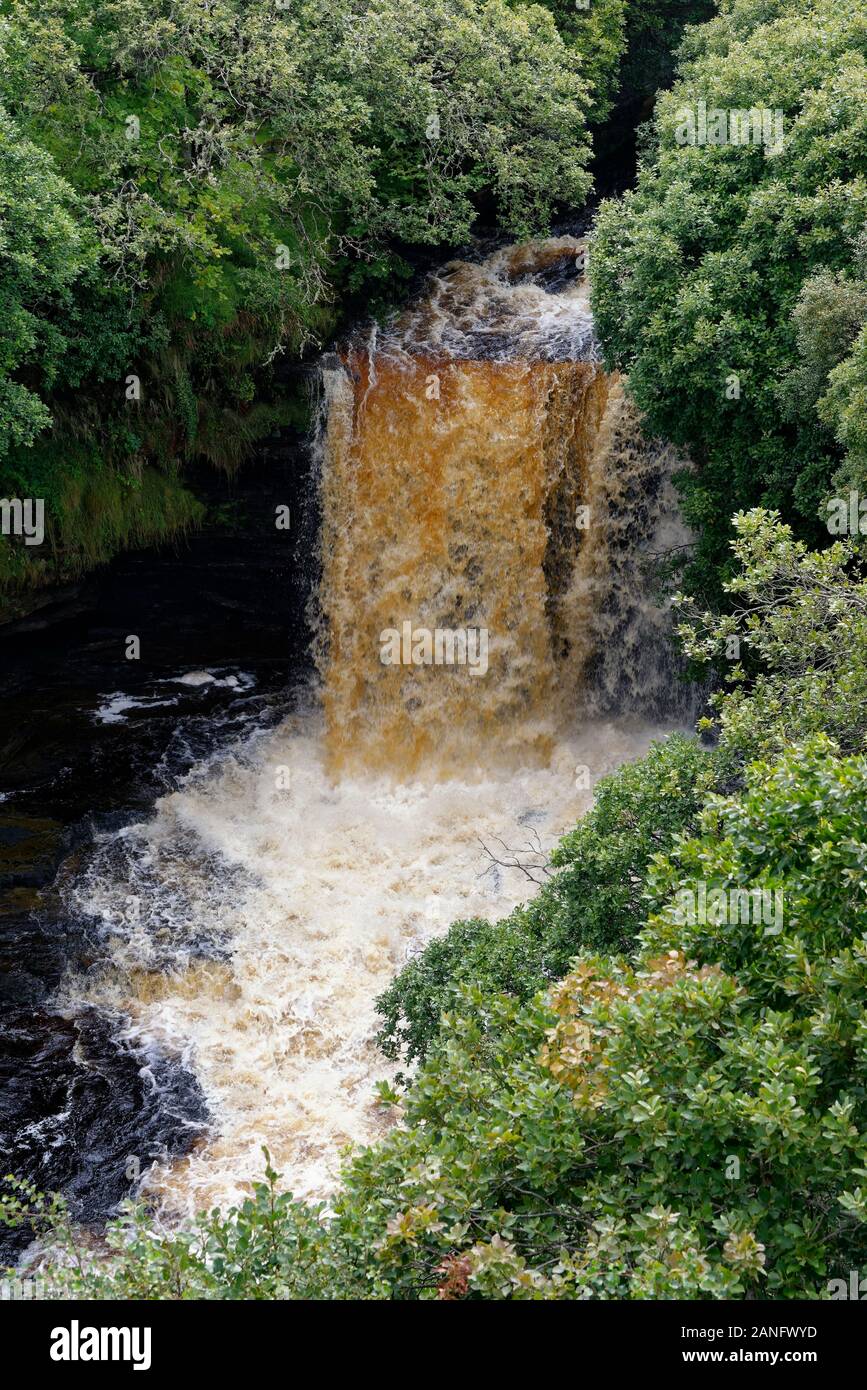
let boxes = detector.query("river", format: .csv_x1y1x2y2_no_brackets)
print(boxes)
1,234,695,1257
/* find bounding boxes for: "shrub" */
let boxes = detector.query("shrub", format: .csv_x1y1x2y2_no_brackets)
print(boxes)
376,734,713,1067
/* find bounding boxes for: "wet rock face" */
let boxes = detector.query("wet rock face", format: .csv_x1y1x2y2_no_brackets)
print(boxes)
0,1007,208,1262
0,431,316,1262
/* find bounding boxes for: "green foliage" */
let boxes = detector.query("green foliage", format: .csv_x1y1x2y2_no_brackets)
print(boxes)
644,736,867,1016
1,1158,345,1300
377,734,712,1066
590,0,867,601
0,107,99,457
0,456,204,598
676,508,867,766
525,0,627,123
820,325,867,489
0,0,608,600
778,266,867,423
619,0,717,106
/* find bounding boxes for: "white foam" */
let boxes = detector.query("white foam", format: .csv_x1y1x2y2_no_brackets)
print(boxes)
64,711,673,1218
93,671,256,724
172,671,255,690
94,692,180,725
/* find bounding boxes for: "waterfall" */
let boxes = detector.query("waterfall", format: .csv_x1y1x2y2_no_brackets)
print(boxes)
58,236,694,1222
317,237,693,774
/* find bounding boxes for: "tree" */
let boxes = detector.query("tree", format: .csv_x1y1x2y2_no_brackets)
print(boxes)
0,0,607,597
0,108,96,460
590,0,867,601
676,508,867,766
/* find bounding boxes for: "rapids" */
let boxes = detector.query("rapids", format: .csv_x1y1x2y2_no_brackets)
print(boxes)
53,236,694,1222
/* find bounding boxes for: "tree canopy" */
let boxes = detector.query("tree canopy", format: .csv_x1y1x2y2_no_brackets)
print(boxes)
591,0,867,600
0,0,609,598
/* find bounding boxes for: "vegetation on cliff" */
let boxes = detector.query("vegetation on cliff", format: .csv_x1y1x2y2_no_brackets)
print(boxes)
591,0,867,601
0,0,620,602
